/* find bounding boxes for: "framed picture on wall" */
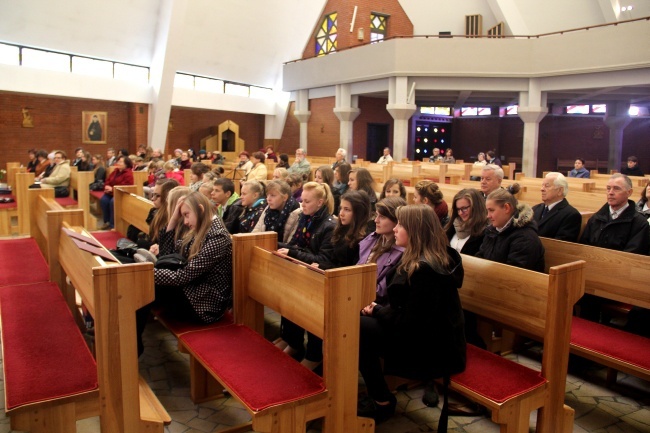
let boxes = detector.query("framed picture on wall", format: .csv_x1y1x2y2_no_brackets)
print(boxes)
82,111,107,144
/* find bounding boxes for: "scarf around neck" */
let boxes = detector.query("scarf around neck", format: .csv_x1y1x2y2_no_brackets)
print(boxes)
453,218,471,240
264,197,299,240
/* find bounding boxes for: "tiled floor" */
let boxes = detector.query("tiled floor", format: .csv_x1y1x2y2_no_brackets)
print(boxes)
0,307,647,433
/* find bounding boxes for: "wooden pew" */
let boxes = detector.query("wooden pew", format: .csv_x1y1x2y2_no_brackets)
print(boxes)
5,162,25,190
68,167,96,229
541,238,650,385
454,255,585,433
517,173,596,192
58,223,171,432
179,232,378,433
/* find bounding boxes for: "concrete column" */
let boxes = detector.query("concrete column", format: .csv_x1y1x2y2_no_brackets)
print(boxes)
333,84,360,156
386,77,416,161
604,102,631,173
518,79,547,177
293,89,311,152
148,0,188,152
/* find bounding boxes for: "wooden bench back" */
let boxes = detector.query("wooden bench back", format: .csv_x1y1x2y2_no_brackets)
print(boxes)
6,162,25,190
460,255,585,340
541,238,650,309
69,167,95,228
29,189,84,305
114,186,153,235
132,170,148,197
232,232,376,432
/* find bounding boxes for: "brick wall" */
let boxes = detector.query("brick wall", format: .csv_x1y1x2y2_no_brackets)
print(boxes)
166,107,265,158
302,0,414,59
0,92,134,168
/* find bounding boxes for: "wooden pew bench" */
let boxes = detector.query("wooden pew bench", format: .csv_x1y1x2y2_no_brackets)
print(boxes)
179,232,378,433
58,224,171,432
451,255,585,433
542,238,650,385
0,281,100,433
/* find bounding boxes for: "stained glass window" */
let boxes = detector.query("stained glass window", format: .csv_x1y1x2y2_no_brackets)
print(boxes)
316,12,337,56
370,13,388,42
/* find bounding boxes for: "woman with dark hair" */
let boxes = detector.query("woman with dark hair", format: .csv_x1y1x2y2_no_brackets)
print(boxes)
242,151,267,183
99,156,134,230
635,180,650,222
189,162,211,192
333,163,351,196
357,205,466,425
359,196,406,311
414,180,449,226
443,148,455,164
477,184,545,271
349,167,377,211
276,153,290,169
26,149,38,172
445,188,488,256
379,178,407,200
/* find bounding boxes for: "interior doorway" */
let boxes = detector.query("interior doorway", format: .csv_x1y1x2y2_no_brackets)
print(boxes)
366,123,389,162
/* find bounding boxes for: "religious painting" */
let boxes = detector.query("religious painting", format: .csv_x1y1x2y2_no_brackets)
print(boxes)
82,111,107,144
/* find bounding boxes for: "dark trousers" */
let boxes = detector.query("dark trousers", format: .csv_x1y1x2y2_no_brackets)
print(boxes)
359,316,392,402
280,317,323,362
136,285,200,356
99,194,114,227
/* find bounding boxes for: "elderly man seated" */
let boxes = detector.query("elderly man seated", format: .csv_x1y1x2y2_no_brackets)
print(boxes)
479,164,503,199
288,148,311,180
532,172,582,242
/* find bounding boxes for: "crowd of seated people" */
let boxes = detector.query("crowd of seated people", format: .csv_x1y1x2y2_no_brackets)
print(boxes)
54,143,650,427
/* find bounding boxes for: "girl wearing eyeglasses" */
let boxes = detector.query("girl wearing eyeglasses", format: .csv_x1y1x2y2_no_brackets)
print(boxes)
445,188,488,256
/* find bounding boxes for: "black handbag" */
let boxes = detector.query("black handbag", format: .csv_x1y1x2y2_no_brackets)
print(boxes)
155,253,188,271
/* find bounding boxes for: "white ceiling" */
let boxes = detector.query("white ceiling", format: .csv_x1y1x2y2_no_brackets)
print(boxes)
1,0,648,104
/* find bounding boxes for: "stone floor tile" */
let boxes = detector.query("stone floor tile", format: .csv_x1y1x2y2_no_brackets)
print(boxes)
186,417,217,433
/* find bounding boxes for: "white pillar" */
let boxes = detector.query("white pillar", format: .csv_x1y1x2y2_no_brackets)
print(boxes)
333,84,360,157
518,79,547,177
148,0,188,151
386,77,416,161
293,89,311,152
604,102,631,173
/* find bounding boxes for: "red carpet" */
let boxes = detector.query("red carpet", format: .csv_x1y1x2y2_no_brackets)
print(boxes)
572,316,650,371
0,238,49,287
0,282,98,410
90,230,125,250
452,344,546,403
181,324,325,412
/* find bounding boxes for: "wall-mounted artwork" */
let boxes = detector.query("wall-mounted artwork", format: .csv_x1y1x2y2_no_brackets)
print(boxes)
82,111,107,144
22,107,34,128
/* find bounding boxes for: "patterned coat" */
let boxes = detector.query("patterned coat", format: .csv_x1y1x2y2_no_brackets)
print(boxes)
155,216,232,323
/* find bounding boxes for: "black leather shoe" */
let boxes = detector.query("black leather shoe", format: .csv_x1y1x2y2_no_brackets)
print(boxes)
422,382,439,407
357,394,396,423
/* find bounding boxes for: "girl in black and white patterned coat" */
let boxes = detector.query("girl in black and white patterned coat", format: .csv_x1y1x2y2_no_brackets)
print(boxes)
136,191,232,356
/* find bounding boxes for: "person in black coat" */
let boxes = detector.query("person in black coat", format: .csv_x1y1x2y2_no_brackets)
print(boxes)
579,174,650,255
477,185,545,272
358,205,466,426
532,172,582,242
621,156,644,177
275,182,336,362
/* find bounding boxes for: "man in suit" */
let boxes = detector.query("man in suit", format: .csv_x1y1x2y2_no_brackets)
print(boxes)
532,172,582,242
480,164,503,199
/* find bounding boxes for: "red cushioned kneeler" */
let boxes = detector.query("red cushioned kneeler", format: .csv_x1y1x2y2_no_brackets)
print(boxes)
180,324,325,412
90,191,104,200
0,282,98,411
571,316,650,372
452,344,547,403
55,197,78,207
0,238,49,287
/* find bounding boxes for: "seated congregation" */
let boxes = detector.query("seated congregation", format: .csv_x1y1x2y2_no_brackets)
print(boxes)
3,148,649,433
